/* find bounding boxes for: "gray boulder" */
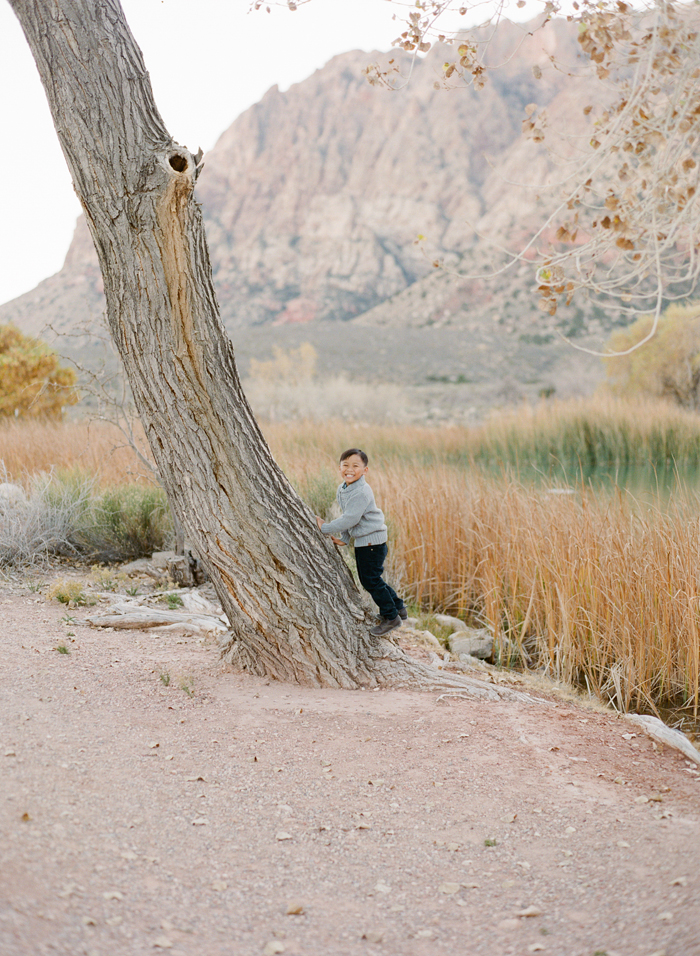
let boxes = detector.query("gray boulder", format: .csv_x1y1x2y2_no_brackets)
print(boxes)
450,628,494,660
434,613,468,633
0,482,27,511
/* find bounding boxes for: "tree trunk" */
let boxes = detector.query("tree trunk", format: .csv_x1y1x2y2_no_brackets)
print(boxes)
9,0,379,687
8,0,529,702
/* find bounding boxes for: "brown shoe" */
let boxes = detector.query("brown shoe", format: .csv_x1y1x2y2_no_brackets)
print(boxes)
370,616,401,638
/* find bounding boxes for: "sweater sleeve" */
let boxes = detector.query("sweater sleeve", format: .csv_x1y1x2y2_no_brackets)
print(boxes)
320,487,367,538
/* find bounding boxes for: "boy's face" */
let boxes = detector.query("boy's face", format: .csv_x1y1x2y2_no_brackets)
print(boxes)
340,454,368,485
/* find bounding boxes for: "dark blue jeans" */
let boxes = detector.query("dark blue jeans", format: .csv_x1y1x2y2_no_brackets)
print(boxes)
354,542,405,620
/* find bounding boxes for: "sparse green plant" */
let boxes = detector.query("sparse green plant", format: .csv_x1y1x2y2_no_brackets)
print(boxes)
163,593,183,609
90,566,128,591
55,644,70,655
60,613,77,625
484,838,497,847
48,579,88,606
154,576,177,592
159,671,171,687
26,582,42,593
126,585,139,597
179,676,194,697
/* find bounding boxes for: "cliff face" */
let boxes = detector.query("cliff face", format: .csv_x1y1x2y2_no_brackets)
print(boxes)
1,18,589,339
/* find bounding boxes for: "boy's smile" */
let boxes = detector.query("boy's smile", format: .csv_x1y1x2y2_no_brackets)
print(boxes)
340,454,368,485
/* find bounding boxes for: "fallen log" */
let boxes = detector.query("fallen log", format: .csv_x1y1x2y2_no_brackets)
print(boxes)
85,602,228,638
626,713,700,766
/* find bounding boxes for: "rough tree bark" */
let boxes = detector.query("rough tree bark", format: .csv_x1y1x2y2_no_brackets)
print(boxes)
8,0,523,699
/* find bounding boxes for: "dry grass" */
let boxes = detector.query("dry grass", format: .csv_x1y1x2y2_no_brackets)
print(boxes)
4,406,700,715
375,466,700,718
0,419,152,486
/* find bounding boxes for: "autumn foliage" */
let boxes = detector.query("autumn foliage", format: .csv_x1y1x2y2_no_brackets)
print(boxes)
604,303,700,409
0,324,78,419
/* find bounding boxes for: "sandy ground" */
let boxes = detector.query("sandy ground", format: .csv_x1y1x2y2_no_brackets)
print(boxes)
1,576,699,956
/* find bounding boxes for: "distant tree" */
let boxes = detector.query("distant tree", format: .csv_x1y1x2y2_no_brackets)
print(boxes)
0,324,78,419
604,304,700,409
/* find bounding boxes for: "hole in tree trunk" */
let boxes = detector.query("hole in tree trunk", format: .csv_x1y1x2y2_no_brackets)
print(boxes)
169,153,188,172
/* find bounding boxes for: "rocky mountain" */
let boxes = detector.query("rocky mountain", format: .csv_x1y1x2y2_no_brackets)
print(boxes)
0,17,612,413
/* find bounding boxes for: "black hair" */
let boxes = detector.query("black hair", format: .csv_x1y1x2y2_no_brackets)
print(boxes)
339,448,368,466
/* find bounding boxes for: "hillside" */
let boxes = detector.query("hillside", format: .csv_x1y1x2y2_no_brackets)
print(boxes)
0,17,612,413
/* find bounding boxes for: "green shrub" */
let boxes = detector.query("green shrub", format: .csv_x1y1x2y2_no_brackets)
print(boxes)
74,484,172,561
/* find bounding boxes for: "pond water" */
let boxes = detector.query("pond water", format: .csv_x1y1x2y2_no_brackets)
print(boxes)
495,460,700,505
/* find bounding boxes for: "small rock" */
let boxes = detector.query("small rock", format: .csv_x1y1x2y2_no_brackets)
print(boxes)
81,916,97,926
263,942,285,956
285,901,305,915
658,911,673,921
276,831,293,841
362,930,384,943
153,937,173,950
517,905,543,918
102,891,123,901
438,882,461,895
374,882,391,894
211,881,227,892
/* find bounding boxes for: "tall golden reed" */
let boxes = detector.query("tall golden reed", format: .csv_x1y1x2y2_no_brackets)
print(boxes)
372,466,700,716
3,406,699,715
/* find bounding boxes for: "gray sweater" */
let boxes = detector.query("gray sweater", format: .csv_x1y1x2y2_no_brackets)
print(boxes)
320,476,388,547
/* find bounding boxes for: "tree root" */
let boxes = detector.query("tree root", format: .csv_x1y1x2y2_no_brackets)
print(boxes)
369,639,534,701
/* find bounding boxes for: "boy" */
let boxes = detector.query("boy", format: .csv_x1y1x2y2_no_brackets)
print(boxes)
316,448,407,637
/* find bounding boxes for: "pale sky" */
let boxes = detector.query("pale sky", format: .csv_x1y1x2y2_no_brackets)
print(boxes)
0,0,405,306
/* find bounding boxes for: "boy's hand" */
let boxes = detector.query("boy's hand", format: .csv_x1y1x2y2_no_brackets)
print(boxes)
316,515,345,546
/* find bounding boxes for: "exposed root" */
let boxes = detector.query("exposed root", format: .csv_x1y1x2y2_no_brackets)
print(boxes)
369,639,534,701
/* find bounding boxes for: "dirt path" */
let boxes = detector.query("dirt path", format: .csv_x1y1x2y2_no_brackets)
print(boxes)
1,580,699,956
